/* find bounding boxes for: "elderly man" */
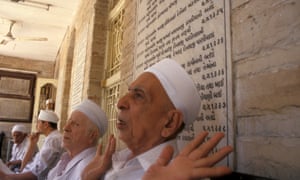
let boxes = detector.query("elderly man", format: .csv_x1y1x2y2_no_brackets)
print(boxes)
0,110,64,180
83,132,231,180
6,125,38,173
0,100,112,180
82,58,232,180
46,99,111,179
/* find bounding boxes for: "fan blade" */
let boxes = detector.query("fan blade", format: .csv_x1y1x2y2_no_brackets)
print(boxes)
0,20,15,45
16,37,48,41
0,39,8,45
7,21,15,35
1,20,48,43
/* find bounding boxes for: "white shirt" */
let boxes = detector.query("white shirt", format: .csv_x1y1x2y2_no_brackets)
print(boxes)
9,137,38,172
104,140,178,180
47,147,96,180
10,137,29,162
22,130,63,180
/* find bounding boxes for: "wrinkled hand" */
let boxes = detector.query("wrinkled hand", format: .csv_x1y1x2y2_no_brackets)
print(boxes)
81,135,116,180
143,132,233,180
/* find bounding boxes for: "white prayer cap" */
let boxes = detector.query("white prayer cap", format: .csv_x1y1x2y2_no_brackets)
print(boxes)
46,99,54,104
12,124,27,134
38,110,59,123
73,99,108,136
145,58,200,126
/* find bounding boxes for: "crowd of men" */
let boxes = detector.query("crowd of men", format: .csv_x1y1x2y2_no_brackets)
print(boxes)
0,59,232,180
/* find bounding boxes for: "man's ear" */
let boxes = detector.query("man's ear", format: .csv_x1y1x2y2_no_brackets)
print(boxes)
161,109,184,138
88,130,99,143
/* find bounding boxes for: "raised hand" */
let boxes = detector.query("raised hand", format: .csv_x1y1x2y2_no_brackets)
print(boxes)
28,132,40,145
81,135,116,180
20,132,40,171
143,132,233,180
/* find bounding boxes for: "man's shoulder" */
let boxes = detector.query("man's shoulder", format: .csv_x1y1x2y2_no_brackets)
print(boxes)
43,131,63,150
47,130,62,140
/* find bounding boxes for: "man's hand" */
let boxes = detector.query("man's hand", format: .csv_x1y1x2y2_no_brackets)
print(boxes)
28,132,40,145
143,132,233,180
81,135,116,180
20,132,40,171
6,160,21,168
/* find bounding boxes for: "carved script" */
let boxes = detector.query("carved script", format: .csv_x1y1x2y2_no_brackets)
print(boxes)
134,0,233,167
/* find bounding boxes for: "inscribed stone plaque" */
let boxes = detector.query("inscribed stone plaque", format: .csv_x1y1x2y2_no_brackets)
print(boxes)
0,76,31,96
70,26,88,107
0,98,32,121
134,0,233,167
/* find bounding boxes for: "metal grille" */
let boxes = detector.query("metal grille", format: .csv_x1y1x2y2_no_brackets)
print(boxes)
105,82,119,122
106,9,124,78
102,1,124,150
104,81,120,145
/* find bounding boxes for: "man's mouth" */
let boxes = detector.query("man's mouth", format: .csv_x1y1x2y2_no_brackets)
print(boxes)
63,135,70,141
117,118,126,128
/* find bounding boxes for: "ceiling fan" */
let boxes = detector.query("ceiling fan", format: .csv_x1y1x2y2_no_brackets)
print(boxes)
0,20,48,45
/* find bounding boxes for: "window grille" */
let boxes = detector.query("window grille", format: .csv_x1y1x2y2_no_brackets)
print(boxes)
106,8,124,78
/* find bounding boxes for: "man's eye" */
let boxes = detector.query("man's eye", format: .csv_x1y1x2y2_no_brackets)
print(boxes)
128,87,146,101
71,122,79,127
133,92,143,99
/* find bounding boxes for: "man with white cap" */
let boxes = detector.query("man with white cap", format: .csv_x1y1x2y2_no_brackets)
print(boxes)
6,125,38,173
106,58,232,179
0,110,64,180
82,58,232,179
45,99,55,110
46,99,114,180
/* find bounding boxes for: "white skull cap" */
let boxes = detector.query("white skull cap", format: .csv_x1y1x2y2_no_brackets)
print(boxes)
12,124,27,133
46,99,54,104
38,110,59,123
73,99,108,136
145,58,200,126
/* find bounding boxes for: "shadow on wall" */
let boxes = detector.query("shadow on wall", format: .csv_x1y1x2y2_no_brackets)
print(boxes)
212,172,277,180
0,132,5,158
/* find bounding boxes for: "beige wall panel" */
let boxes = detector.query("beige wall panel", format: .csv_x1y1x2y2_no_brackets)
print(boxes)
231,0,300,178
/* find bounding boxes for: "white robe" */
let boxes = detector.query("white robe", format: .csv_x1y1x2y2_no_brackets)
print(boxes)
9,137,39,172
47,147,96,180
10,137,29,163
22,130,63,180
104,139,178,180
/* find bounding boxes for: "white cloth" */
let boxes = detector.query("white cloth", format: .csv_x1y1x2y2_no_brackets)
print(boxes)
0,159,13,174
9,137,38,172
38,110,59,123
47,147,96,180
11,124,28,133
145,58,201,126
10,137,29,162
22,130,63,180
104,140,178,180
72,99,108,135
